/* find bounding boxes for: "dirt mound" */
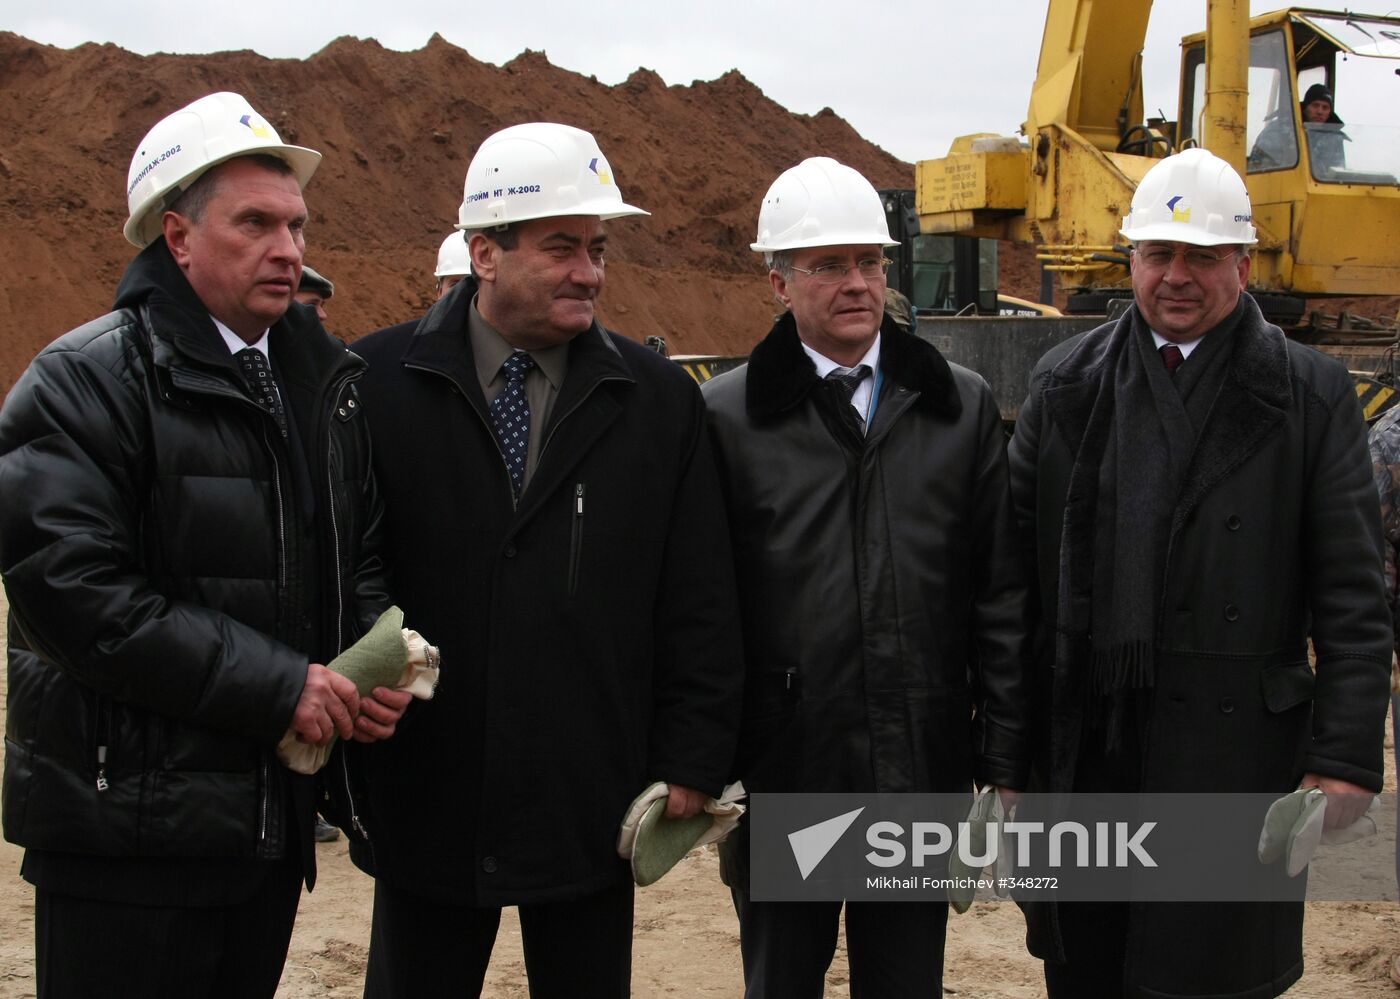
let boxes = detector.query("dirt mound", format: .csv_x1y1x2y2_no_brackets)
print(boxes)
0,32,912,393
4,33,1394,398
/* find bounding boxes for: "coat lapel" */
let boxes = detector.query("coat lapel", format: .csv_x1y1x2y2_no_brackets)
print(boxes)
1171,296,1292,531
516,324,632,522
1041,312,1125,457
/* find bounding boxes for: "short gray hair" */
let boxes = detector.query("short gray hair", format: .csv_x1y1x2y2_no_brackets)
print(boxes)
766,249,793,277
167,153,295,223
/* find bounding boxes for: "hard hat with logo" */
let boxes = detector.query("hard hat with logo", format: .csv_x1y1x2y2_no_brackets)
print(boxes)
456,122,648,230
751,156,897,255
434,231,472,278
298,265,334,299
1119,148,1257,246
124,91,322,248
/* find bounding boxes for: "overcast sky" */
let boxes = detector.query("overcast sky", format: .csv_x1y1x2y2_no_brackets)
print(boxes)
2,1,1387,162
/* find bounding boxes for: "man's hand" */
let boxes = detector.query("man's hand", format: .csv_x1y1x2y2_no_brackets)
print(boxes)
291,663,360,746
351,687,414,743
1301,772,1374,830
995,786,1021,815
664,785,708,819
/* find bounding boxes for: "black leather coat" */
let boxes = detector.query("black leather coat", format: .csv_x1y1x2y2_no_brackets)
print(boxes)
702,315,1031,804
0,241,389,862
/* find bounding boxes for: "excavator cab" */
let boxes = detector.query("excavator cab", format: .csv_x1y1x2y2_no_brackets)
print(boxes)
1177,9,1400,299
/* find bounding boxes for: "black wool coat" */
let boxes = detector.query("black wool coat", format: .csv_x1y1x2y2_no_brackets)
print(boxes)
1007,296,1391,999
340,281,744,906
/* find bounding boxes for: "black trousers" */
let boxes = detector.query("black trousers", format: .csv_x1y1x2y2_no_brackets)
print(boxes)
363,877,634,998
33,854,303,999
731,888,948,999
1042,900,1129,998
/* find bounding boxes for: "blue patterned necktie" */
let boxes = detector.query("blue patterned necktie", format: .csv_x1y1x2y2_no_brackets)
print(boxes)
490,351,535,499
825,364,871,431
236,347,288,439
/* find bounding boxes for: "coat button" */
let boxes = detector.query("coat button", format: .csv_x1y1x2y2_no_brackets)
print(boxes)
1226,514,1241,531
337,407,348,417
481,856,498,874
1224,603,1240,621
503,543,517,558
1219,697,1235,714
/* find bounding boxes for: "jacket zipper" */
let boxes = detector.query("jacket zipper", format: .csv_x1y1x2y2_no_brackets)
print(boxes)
260,420,285,847
326,428,344,651
324,372,366,840
94,695,111,792
258,758,270,843
339,749,370,842
569,483,586,595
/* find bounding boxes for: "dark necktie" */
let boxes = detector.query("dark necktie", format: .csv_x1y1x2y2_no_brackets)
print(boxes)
826,364,872,431
1160,343,1185,375
235,347,288,438
490,351,535,500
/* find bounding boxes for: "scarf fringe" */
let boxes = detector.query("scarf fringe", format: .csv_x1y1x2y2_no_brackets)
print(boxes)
1089,640,1155,695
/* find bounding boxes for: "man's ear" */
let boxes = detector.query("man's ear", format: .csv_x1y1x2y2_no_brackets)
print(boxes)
468,233,496,284
162,211,194,268
770,269,791,310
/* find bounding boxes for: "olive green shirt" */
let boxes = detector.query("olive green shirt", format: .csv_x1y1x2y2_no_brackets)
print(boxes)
468,299,569,499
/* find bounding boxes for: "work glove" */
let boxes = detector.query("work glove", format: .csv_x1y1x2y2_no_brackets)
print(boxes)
1257,785,1377,877
948,785,1015,913
617,781,746,886
276,605,440,775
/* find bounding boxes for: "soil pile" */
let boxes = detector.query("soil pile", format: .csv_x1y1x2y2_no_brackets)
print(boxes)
2,32,1394,398
0,32,911,393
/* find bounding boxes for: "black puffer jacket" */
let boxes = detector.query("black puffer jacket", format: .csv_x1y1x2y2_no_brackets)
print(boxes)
0,241,389,860
702,314,1031,800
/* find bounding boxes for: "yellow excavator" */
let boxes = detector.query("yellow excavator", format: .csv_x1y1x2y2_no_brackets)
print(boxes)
919,2,1400,315
906,2,1400,417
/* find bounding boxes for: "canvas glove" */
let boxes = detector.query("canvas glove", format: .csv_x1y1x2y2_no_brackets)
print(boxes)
617,781,747,886
276,606,440,775
948,785,1016,914
1257,785,1377,877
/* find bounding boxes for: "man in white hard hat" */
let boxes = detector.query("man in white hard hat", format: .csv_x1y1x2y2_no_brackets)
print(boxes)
0,91,409,997
295,263,334,321
701,156,1031,997
346,122,743,997
434,229,471,300
1008,147,1389,997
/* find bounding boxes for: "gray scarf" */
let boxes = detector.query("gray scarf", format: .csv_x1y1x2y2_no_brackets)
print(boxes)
1057,300,1241,750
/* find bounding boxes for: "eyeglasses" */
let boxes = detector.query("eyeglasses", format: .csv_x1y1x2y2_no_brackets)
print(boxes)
789,257,892,285
1134,245,1239,272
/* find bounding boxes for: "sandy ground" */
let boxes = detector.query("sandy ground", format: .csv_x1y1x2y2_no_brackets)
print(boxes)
0,591,1398,997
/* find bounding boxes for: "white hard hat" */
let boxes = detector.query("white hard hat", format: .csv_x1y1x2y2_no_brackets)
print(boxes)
1119,148,1257,246
751,156,897,254
434,231,472,278
457,122,648,229
124,92,321,248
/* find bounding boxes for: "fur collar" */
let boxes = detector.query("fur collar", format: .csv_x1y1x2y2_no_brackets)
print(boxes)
744,311,962,422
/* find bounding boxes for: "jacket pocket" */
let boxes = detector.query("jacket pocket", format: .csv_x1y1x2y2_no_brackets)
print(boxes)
1260,659,1315,713
568,482,585,596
